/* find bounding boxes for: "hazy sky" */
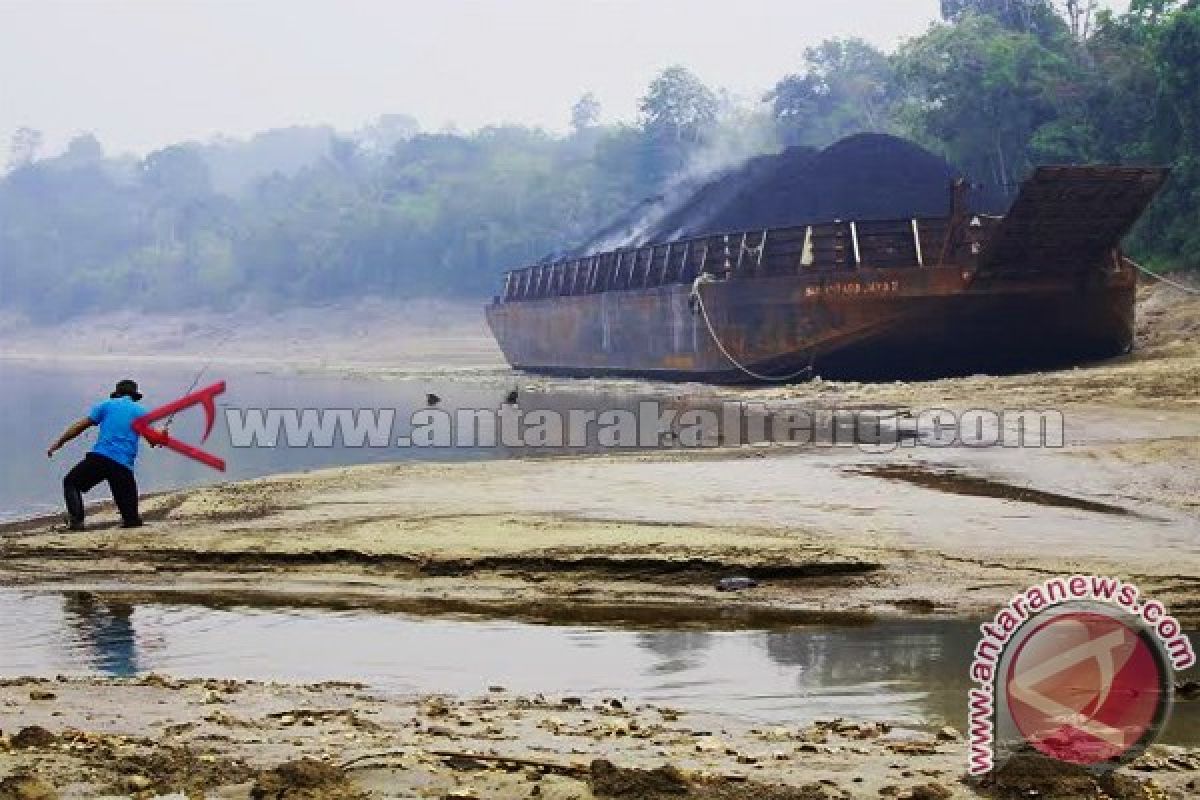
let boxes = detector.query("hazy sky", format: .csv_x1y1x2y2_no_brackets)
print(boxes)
1,0,1130,157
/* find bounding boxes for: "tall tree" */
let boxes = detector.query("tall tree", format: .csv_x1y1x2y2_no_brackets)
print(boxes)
56,133,105,169
638,66,718,183
6,127,43,172
768,38,898,146
895,11,1071,191
940,0,1065,37
639,66,717,144
571,92,602,133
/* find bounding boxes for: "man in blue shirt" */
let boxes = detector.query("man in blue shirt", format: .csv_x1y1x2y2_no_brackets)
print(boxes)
47,379,157,530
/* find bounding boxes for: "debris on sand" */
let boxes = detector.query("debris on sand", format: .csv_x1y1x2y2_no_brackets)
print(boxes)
979,752,1163,799
86,739,257,798
588,759,689,796
0,772,57,800
935,726,961,742
908,783,953,800
715,576,759,592
251,759,367,800
587,759,840,800
10,726,56,749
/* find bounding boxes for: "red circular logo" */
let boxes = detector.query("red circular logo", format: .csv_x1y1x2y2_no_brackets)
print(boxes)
1005,610,1170,765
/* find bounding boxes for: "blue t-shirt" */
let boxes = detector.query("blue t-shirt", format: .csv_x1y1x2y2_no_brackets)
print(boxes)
88,397,148,470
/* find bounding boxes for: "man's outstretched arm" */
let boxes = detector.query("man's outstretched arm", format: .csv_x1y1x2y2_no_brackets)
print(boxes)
47,417,94,458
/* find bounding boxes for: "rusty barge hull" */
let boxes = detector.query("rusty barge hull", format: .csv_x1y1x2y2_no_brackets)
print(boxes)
485,166,1165,384
486,267,1136,382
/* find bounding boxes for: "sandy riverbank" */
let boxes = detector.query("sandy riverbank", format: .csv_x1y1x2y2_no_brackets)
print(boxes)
2,281,1199,798
1,676,1197,799
1,396,1197,625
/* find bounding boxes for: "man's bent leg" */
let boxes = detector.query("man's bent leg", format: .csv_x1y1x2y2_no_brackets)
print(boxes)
63,454,106,529
107,463,143,528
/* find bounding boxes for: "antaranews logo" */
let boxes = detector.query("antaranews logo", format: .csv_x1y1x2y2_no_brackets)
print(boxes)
967,576,1194,775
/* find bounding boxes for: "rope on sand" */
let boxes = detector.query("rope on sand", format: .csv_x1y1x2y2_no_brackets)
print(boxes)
1128,258,1200,296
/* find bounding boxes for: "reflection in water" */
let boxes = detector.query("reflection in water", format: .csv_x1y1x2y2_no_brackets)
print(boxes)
763,623,983,730
765,623,975,686
636,631,713,674
61,592,139,676
0,589,1194,744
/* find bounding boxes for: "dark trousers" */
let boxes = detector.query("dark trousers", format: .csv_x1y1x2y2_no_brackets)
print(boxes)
64,453,142,527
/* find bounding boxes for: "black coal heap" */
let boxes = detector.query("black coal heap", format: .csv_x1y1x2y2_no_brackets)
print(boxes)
576,133,1004,255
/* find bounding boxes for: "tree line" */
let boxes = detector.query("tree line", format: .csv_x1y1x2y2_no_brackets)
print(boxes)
1,0,1196,321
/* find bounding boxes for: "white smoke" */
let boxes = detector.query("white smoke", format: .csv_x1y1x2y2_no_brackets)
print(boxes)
586,94,781,253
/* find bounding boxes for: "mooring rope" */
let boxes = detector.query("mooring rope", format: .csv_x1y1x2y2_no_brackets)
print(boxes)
689,275,813,383
1127,258,1200,296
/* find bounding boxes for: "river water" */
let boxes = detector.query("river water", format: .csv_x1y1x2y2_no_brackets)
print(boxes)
0,361,688,521
0,589,1194,743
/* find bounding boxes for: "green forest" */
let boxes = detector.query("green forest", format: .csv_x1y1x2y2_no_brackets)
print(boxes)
1,0,1197,321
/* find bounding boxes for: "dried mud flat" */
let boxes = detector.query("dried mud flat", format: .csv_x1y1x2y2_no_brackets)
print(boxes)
1,677,1197,799
2,282,1199,797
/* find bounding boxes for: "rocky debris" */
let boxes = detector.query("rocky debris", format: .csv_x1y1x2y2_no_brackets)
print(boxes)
979,752,1165,799
887,739,940,756
251,759,366,800
585,759,847,800
267,708,381,732
10,726,56,749
689,775,841,799
0,772,57,800
423,696,452,717
3,679,1196,799
935,727,960,742
26,691,55,702
122,775,153,793
79,738,257,798
908,783,953,800
715,577,759,592
1129,748,1200,772
588,759,689,796
137,673,188,690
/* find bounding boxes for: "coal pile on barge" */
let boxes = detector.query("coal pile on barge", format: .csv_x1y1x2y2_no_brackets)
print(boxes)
576,133,1006,254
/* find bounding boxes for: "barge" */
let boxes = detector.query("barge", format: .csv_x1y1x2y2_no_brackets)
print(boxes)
485,166,1167,383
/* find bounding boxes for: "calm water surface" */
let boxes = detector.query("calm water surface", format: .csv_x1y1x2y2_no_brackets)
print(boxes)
0,589,1195,742
0,361,691,521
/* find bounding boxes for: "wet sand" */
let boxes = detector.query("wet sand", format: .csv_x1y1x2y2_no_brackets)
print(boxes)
2,282,1199,797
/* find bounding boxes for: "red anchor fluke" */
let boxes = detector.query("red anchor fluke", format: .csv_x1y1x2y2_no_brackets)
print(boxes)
133,381,227,471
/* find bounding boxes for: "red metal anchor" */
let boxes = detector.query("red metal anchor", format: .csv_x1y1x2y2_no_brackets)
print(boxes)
132,381,227,471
